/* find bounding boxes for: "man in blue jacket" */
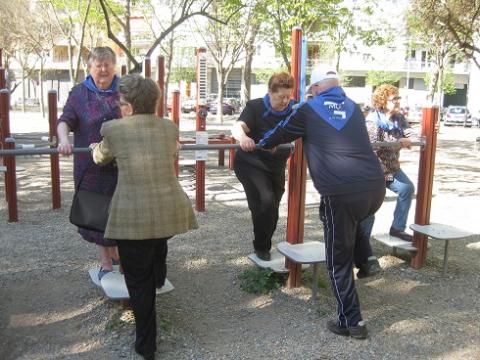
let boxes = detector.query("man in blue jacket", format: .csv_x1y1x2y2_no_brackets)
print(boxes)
260,65,386,339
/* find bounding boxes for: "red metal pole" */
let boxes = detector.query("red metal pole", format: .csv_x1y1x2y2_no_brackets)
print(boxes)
156,56,165,117
195,48,207,212
121,65,127,76
285,27,306,288
171,90,180,177
48,91,61,209
1,89,18,221
144,57,151,79
0,69,5,89
0,49,5,171
229,137,235,170
411,107,438,269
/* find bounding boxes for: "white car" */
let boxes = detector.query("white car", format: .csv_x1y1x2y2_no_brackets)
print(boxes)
443,106,472,127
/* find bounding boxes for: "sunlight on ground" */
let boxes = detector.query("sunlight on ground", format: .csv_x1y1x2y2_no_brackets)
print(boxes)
8,303,96,328
466,241,480,250
384,319,428,335
365,277,429,295
227,257,250,267
245,297,274,309
182,257,209,270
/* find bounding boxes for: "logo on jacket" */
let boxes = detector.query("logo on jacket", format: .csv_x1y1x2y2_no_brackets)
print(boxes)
324,101,346,120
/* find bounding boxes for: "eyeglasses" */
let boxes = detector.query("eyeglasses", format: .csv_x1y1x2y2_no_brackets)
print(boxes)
388,96,401,102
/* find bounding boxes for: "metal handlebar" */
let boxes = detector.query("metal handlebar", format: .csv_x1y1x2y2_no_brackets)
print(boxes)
0,139,425,157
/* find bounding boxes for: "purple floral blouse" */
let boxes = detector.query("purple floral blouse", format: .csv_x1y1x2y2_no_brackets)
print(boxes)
58,83,121,246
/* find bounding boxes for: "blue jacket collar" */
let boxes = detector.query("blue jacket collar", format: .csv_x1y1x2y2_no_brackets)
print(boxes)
83,74,118,94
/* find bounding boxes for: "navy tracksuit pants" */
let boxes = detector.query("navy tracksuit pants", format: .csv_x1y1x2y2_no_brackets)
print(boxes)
320,186,385,328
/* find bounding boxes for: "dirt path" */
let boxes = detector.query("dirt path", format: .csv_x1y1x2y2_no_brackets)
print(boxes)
1,121,479,359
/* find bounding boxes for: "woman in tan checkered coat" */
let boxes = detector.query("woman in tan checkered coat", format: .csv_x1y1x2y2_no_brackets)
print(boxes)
91,74,197,360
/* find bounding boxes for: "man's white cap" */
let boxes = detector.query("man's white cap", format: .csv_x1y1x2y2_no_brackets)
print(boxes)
309,64,339,87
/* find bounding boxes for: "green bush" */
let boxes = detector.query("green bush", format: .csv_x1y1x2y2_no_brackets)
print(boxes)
239,267,285,294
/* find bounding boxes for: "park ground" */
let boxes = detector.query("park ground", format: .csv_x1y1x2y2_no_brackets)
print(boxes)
0,111,479,359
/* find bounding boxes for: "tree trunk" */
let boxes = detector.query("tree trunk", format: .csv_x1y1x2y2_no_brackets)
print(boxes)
68,39,75,87
242,35,257,104
21,68,25,113
125,0,131,70
165,36,175,115
39,61,45,118
216,68,224,123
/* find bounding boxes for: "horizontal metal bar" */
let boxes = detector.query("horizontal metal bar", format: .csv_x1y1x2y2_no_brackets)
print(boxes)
0,139,425,157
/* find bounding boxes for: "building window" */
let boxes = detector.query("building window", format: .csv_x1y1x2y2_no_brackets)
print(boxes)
53,46,68,62
349,76,366,87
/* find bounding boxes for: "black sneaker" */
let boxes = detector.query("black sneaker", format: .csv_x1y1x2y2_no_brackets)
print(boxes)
389,227,413,242
326,319,368,339
357,257,381,279
349,321,369,339
254,250,271,261
326,319,349,336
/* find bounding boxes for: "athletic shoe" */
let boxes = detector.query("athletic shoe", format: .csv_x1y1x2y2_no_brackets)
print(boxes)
357,256,382,279
326,319,368,339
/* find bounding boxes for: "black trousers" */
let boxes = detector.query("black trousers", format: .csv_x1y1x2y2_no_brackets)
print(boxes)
320,186,385,328
116,238,169,357
234,160,285,252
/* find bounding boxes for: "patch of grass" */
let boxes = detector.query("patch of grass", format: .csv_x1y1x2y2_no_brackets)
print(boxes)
301,269,329,290
316,306,333,318
105,315,122,332
239,267,285,294
159,318,172,333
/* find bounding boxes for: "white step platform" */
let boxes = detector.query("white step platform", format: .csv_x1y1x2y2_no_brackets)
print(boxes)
247,249,289,273
88,265,121,287
410,223,474,274
372,233,418,254
276,241,326,301
89,268,174,300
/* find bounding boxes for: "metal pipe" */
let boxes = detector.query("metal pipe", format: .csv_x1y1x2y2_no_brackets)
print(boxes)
0,140,425,157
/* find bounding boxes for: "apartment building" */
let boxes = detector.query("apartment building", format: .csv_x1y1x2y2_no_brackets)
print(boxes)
6,0,474,113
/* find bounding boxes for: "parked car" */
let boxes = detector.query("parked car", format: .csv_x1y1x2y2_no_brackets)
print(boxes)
443,106,472,127
224,97,241,113
209,102,234,115
181,99,196,113
408,106,423,124
15,98,40,107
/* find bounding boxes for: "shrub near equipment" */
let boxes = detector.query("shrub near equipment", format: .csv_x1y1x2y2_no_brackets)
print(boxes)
239,268,285,294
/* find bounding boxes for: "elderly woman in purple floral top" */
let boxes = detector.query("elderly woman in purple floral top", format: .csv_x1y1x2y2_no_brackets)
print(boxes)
57,47,121,280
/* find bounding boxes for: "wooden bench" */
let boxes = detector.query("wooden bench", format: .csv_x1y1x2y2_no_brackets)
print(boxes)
276,241,326,301
410,223,474,274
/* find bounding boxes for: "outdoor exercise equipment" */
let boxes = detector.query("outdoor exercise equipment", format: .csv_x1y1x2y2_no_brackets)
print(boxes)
88,266,174,300
0,89,61,221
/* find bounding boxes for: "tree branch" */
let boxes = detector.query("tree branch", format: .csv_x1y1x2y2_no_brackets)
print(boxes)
98,0,140,70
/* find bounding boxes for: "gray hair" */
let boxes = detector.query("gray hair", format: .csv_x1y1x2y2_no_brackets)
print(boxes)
119,74,159,114
87,46,116,67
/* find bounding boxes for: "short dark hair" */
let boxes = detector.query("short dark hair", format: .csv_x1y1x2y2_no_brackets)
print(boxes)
268,72,294,93
87,46,116,67
118,74,160,114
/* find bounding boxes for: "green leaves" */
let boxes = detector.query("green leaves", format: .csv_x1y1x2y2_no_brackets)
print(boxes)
366,71,401,87
239,267,285,294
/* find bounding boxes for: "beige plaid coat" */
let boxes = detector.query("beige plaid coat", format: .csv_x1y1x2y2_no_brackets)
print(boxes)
92,114,198,240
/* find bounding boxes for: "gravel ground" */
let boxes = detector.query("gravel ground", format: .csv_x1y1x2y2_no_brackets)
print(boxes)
1,112,479,359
